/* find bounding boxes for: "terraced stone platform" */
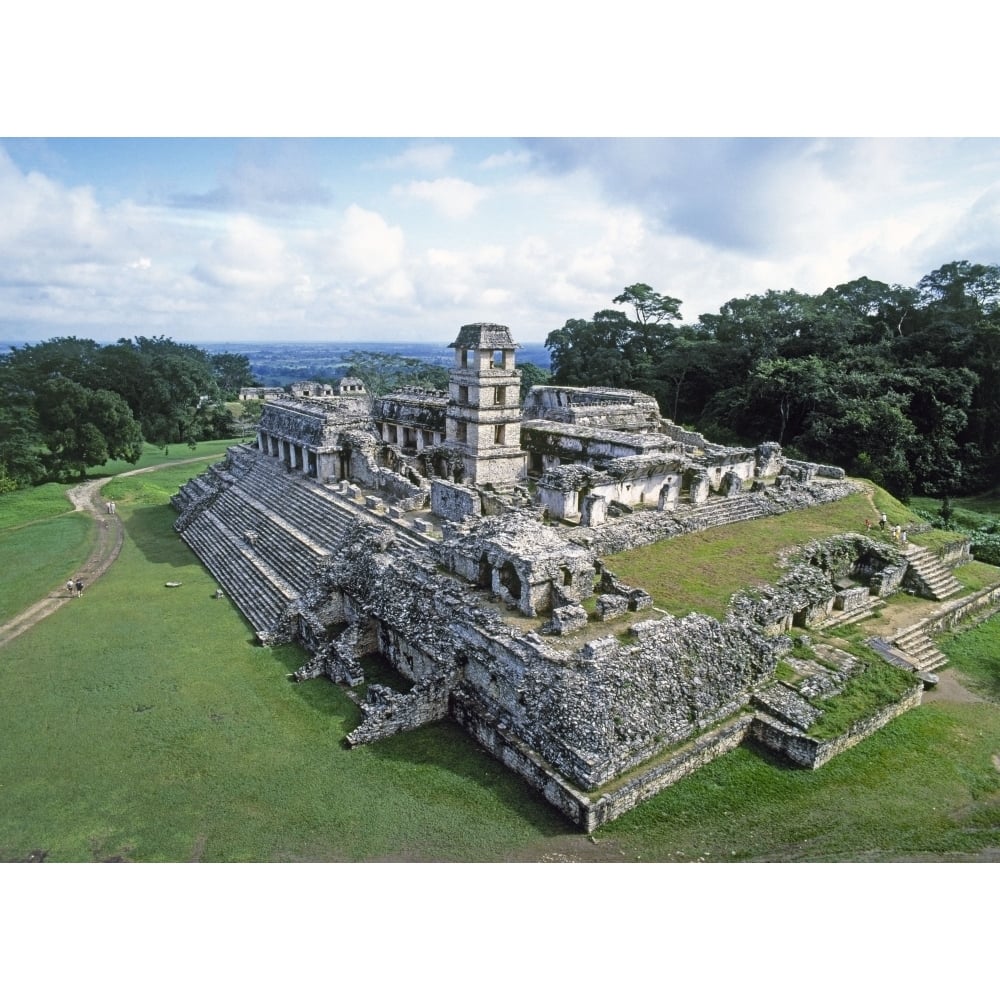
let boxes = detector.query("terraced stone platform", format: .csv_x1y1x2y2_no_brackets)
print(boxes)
172,446,428,634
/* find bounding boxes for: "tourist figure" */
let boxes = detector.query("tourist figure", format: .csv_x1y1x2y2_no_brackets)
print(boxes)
864,518,872,531
110,501,116,514
66,580,74,597
901,529,907,544
75,579,84,597
879,512,887,530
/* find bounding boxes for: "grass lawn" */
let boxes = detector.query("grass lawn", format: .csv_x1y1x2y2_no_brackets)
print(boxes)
2,467,999,862
941,615,1000,702
0,482,95,621
86,437,242,476
604,489,884,618
0,487,566,862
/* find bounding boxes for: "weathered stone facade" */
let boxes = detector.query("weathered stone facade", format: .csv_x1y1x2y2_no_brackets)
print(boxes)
171,322,942,829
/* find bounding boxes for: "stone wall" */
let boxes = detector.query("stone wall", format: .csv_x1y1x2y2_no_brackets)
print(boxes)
750,681,923,768
522,385,662,432
431,479,483,522
584,715,754,831
346,678,453,746
919,580,1000,636
937,538,973,568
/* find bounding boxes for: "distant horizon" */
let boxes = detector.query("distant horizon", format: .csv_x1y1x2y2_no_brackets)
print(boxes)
0,334,550,350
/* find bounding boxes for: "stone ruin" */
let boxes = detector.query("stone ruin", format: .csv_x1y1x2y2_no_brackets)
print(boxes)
170,321,963,830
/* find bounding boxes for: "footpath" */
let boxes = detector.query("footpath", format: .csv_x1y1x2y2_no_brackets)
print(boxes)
0,457,223,651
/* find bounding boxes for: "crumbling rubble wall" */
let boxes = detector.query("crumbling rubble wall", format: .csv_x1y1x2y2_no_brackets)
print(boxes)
511,614,777,790
347,678,453,746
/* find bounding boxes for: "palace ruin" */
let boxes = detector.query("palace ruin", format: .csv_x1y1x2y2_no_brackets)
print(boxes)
172,323,972,829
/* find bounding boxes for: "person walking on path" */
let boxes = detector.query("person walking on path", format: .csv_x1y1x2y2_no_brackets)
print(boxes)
75,579,84,598
879,512,887,530
66,580,75,597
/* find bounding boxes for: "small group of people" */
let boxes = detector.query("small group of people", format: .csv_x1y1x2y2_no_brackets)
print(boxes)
868,512,907,544
65,578,84,598
105,500,117,514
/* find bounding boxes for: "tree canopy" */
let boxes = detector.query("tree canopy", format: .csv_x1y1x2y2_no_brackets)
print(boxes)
0,336,247,487
545,264,1000,500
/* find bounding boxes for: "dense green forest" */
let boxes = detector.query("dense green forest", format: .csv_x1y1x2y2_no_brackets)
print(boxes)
546,262,1000,501
0,336,253,489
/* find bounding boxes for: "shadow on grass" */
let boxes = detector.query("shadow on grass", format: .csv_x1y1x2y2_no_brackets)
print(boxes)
365,719,576,835
287,670,572,833
124,506,204,568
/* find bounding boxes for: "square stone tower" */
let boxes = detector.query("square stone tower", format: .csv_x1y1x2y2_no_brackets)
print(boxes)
446,323,527,486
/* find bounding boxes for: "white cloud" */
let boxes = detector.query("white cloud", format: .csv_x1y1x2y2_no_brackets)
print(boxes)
3,139,1000,345
479,150,533,171
394,177,487,219
192,215,297,291
335,204,405,278
379,142,454,173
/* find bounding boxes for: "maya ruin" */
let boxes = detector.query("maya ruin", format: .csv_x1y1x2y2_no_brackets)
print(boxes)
171,323,982,830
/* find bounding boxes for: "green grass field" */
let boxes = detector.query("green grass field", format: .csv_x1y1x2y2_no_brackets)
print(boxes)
1,468,998,861
86,437,241,476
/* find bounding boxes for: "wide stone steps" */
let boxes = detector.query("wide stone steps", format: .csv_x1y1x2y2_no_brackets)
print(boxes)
904,544,963,600
672,494,770,532
234,458,368,552
211,486,330,593
181,511,295,632
176,447,431,634
821,597,885,629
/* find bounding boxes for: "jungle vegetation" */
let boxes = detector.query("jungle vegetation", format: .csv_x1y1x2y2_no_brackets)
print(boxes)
546,262,1000,502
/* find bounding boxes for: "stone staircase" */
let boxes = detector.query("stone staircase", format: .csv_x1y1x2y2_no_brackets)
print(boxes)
174,446,429,634
903,543,963,601
673,494,769,532
887,620,949,673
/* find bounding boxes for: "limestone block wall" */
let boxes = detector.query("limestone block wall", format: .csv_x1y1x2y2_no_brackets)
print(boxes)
522,386,662,432
919,580,1000,636
450,689,593,828
511,612,776,790
659,420,711,450
936,538,973,568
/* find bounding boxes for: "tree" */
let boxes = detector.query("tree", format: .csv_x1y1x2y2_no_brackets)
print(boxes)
613,283,683,332
343,351,449,398
0,404,45,487
515,361,549,402
35,376,143,479
212,352,255,400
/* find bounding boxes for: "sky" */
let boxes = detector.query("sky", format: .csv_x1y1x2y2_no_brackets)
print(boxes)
3,5,999,351
3,136,999,348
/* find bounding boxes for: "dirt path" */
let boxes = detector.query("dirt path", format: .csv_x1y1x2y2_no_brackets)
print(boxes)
0,456,224,651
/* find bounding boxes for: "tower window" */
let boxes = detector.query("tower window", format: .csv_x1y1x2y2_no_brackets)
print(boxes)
494,424,505,445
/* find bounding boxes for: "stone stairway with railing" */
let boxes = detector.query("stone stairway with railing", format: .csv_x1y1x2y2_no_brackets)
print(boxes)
174,446,430,634
902,543,963,601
